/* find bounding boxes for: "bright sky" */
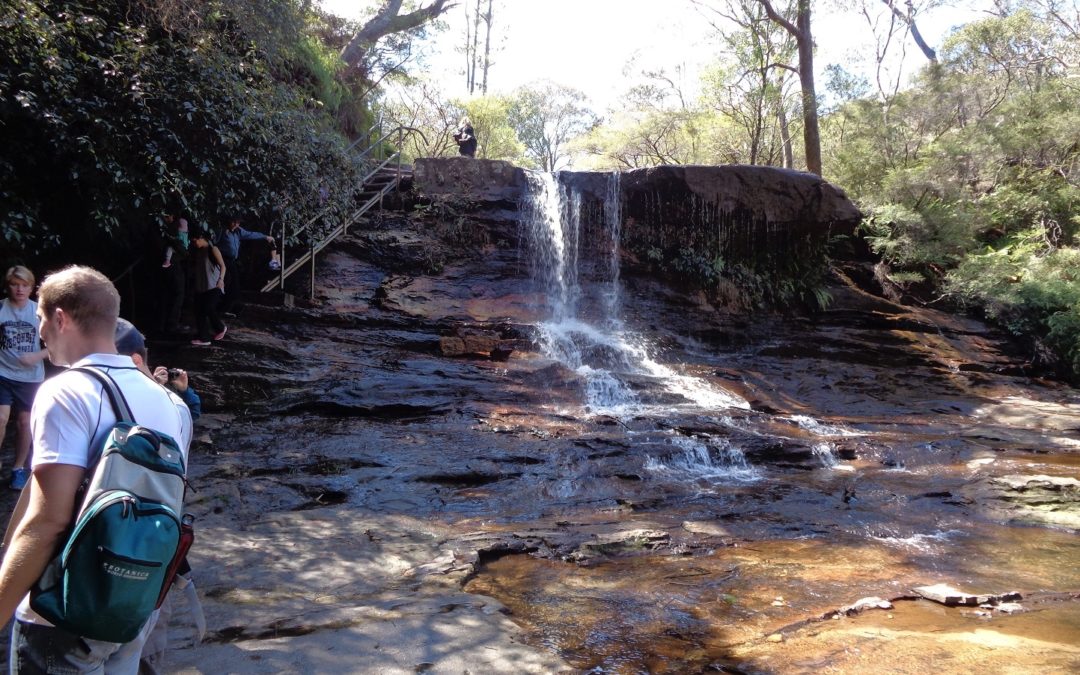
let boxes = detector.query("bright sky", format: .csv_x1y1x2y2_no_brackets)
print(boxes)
320,0,995,111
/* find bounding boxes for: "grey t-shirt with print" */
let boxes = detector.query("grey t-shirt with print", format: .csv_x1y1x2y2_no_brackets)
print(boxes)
0,298,44,383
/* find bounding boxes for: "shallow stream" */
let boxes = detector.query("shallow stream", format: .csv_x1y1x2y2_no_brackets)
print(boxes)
148,169,1080,672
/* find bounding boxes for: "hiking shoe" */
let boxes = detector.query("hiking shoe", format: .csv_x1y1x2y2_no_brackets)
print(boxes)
213,325,228,341
190,339,212,346
268,259,281,271
9,468,30,490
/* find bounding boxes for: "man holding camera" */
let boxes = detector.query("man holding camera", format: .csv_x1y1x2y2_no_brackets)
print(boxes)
114,319,201,420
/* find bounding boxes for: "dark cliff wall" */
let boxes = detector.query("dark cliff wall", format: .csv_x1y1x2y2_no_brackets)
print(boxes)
413,159,863,309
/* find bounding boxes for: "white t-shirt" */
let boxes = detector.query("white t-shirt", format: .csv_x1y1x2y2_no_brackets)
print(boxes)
18,353,193,625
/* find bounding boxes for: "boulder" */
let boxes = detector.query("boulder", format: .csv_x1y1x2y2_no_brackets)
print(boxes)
558,166,862,302
411,159,863,307
965,474,1080,530
413,157,528,203
563,165,861,233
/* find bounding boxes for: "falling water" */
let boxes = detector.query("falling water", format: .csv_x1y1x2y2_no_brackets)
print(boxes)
790,415,863,438
811,442,854,471
522,171,750,417
521,172,574,317
602,171,622,322
644,434,761,483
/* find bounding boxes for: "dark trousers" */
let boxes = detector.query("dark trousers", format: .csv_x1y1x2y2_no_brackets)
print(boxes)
194,288,225,341
10,618,149,673
219,256,241,314
156,263,185,334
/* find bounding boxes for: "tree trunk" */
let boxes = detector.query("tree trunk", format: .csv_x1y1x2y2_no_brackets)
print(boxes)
795,4,821,176
469,0,481,93
778,86,794,169
880,0,937,62
481,0,494,94
464,2,474,92
340,0,456,70
758,0,822,176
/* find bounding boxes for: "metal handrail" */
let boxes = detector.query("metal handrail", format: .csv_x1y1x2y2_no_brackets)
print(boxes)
111,256,143,284
111,255,145,325
345,114,384,154
262,125,412,296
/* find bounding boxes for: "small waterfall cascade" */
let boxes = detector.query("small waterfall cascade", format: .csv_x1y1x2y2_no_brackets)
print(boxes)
811,442,855,472
522,171,750,417
645,434,761,483
519,172,576,317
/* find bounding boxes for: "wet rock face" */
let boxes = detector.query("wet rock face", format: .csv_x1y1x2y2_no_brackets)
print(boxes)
966,475,1080,529
562,165,862,306
413,159,863,307
564,164,861,233
413,157,528,204
136,200,1080,674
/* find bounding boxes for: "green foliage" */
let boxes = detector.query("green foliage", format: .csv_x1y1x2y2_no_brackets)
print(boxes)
1047,304,1080,377
947,237,1080,328
576,108,718,170
289,34,347,110
860,202,975,269
825,8,1080,379
506,81,598,171
455,95,525,163
0,0,361,267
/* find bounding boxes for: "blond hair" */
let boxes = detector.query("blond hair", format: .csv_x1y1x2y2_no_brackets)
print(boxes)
38,265,120,338
5,265,34,287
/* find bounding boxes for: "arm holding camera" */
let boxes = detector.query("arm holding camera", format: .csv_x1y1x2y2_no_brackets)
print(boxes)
154,366,202,421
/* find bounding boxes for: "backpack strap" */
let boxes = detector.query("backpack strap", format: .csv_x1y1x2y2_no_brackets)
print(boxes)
73,366,135,424
72,366,139,469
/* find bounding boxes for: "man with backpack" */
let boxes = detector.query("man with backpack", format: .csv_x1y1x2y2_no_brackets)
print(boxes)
0,265,192,673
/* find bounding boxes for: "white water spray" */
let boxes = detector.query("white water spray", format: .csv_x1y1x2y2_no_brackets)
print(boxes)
645,435,761,483
522,171,750,417
811,442,855,472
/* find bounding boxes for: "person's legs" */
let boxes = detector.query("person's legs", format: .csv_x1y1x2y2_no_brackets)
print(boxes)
193,291,212,342
10,615,156,675
14,409,32,469
0,402,11,461
11,380,37,470
205,288,226,337
0,376,15,452
163,265,185,334
11,621,114,674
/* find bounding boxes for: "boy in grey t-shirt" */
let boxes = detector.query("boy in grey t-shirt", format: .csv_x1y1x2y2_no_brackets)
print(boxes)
0,266,49,489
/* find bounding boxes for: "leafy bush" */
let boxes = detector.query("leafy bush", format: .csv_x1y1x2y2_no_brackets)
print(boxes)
828,9,1080,379
0,0,362,272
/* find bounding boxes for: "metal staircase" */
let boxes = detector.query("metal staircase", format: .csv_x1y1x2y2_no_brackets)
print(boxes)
261,124,412,297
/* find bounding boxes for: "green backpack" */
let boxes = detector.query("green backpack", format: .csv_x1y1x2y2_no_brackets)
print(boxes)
31,367,189,643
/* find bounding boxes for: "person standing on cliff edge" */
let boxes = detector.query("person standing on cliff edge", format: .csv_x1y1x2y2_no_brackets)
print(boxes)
453,116,477,158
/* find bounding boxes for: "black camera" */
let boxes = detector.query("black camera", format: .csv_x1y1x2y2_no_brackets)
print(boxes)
167,368,183,379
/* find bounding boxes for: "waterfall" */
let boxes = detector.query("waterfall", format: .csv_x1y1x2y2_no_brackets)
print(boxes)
602,171,622,323
811,442,855,472
522,171,750,417
645,434,761,483
521,172,573,318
